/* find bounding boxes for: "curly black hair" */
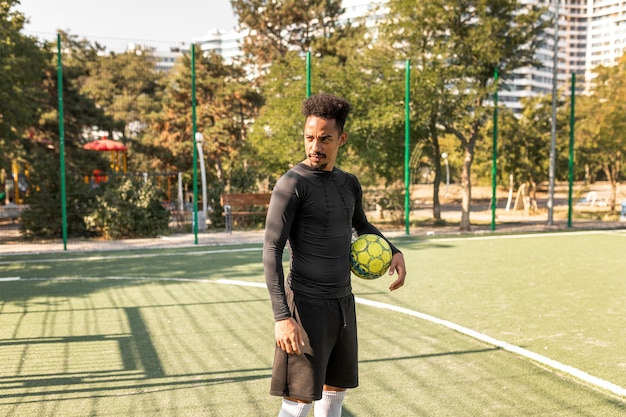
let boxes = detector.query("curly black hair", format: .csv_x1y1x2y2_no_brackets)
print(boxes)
302,93,351,132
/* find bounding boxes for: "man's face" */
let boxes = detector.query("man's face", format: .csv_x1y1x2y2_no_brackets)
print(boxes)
303,116,347,171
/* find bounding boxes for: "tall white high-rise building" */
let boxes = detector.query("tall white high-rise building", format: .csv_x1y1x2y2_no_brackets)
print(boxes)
497,0,626,110
586,0,626,74
194,29,246,64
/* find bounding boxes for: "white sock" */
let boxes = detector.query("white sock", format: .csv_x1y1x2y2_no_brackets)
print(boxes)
314,390,346,417
278,398,313,417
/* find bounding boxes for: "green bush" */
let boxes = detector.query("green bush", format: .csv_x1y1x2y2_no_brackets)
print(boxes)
20,154,98,239
85,177,170,239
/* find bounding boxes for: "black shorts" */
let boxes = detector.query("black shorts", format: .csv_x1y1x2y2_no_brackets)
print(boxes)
270,290,359,402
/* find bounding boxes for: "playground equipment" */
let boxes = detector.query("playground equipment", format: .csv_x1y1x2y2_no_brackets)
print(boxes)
84,137,128,173
1,160,29,205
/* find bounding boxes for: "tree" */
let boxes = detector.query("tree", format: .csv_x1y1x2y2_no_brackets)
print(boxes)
377,0,460,221
575,56,626,210
494,94,569,212
80,44,165,141
231,0,350,67
20,33,118,238
337,41,412,188
20,146,98,239
246,45,408,190
29,32,116,176
144,48,262,223
234,0,411,208
244,52,305,182
382,0,549,230
0,0,48,199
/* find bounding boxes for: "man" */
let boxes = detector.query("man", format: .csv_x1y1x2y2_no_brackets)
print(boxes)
263,93,406,417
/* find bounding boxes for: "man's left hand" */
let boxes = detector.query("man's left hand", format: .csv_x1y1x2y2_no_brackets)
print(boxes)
388,252,406,291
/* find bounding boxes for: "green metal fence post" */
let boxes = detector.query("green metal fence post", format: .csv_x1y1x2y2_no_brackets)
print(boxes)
568,72,576,228
56,34,68,250
491,67,499,232
404,60,411,235
191,44,198,244
306,51,311,98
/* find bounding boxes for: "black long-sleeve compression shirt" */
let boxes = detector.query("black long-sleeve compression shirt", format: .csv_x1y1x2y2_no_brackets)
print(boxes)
263,163,400,321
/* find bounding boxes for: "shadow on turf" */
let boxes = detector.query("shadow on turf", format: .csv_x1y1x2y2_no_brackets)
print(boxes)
1,317,498,404
0,247,267,303
2,371,272,400
0,275,264,307
360,346,500,364
2,304,496,399
0,304,272,401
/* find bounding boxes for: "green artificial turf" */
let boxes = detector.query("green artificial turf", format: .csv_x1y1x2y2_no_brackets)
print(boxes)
1,231,625,416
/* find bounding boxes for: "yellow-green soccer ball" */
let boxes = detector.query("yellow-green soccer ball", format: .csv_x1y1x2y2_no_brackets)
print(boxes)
350,234,393,280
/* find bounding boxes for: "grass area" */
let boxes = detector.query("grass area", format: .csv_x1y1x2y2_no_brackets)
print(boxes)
1,231,626,416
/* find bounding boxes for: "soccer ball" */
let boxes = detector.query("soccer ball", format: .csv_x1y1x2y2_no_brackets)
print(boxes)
350,234,393,280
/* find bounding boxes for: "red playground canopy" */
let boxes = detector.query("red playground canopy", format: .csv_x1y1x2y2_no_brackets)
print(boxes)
84,137,128,173
84,138,128,151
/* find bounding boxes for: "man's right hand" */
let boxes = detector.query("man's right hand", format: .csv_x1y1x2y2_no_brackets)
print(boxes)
275,318,304,354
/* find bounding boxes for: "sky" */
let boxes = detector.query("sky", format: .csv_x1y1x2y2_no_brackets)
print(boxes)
18,0,238,43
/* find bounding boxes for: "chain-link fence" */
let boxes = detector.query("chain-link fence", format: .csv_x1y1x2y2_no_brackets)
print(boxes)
2,29,626,251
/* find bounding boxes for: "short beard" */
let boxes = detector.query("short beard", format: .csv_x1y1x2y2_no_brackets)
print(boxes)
308,153,327,171
310,163,328,171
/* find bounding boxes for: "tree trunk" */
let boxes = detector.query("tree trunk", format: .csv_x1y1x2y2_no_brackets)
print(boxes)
611,152,621,212
602,162,617,211
460,147,474,231
528,178,538,212
433,175,442,220
505,174,514,211
214,152,224,183
610,179,618,212
432,122,442,221
444,117,480,232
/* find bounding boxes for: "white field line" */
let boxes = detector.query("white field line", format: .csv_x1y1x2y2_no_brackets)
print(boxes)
420,229,624,243
5,275,622,398
215,279,266,288
355,297,626,398
217,279,626,398
0,247,262,265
